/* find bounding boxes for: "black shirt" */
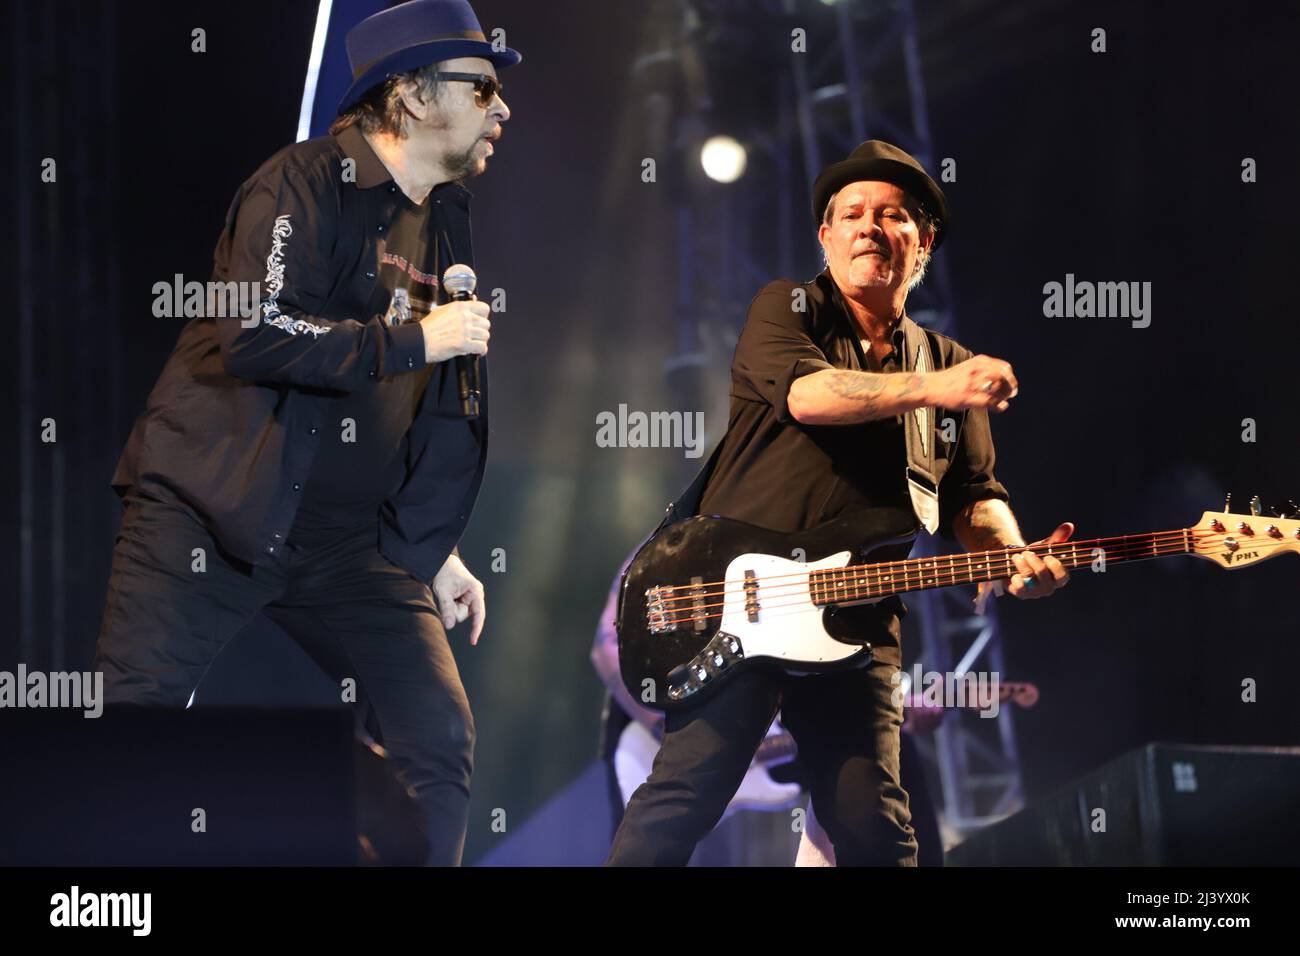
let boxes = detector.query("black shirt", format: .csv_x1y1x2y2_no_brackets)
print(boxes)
699,271,1008,537
289,188,447,546
111,124,487,582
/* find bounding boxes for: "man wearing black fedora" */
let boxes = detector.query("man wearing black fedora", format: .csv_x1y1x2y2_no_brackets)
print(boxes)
94,0,519,865
607,141,1074,866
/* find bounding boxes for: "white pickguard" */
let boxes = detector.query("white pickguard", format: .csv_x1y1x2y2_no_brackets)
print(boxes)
615,718,802,817
719,550,875,666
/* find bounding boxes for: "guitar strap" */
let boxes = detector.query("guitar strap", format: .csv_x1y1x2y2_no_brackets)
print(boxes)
900,315,942,534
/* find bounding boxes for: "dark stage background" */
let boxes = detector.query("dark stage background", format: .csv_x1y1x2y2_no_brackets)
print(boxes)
3,0,1298,865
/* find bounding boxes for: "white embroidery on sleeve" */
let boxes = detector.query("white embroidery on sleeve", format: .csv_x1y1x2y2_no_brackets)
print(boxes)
260,214,331,338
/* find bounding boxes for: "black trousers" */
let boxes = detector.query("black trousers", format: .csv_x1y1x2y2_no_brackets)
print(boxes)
607,653,917,866
93,487,474,866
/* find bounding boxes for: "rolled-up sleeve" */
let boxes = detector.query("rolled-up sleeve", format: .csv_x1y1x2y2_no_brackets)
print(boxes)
214,164,427,392
937,402,1011,540
732,282,834,423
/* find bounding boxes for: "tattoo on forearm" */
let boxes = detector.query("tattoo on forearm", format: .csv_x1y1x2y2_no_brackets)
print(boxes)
825,370,886,398
820,371,926,422
896,373,925,397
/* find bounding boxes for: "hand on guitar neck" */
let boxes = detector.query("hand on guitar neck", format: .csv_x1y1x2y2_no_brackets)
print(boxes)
960,503,1075,612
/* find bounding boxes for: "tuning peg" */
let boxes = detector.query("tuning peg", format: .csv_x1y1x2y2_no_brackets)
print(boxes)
1249,495,1262,516
1223,492,1233,513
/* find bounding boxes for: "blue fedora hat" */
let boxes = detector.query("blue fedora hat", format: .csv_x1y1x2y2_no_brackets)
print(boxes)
337,0,522,115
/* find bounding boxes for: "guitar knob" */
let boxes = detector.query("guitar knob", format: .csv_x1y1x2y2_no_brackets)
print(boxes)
1236,522,1253,534
1224,537,1239,552
667,664,693,699
1267,525,1282,538
1210,519,1225,532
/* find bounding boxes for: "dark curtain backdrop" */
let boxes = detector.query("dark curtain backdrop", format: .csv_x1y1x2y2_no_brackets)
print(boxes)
4,0,1297,865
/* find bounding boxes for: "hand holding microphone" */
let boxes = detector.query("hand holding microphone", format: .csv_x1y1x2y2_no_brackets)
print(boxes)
416,264,487,417
418,292,490,365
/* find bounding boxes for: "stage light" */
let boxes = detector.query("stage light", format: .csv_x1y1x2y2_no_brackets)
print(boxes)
699,135,748,183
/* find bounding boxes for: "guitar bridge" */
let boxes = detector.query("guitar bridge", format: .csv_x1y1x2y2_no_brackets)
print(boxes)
646,578,709,635
646,586,674,634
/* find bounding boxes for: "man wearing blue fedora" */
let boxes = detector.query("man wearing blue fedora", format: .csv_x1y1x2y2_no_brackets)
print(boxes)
95,0,520,865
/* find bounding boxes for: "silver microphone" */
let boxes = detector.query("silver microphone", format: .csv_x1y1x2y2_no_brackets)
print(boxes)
443,264,477,301
442,264,481,418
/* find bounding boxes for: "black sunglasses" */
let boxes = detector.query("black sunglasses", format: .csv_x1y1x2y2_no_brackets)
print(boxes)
433,72,503,108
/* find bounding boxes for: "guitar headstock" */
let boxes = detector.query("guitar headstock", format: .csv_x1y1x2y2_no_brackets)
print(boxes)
1191,497,1300,570
1001,681,1039,708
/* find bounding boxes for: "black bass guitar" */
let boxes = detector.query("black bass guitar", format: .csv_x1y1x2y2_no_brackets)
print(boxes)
616,501,1299,713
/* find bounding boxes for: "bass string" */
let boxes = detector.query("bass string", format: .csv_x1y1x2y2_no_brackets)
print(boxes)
651,533,1208,609
652,540,1252,625
648,528,1204,597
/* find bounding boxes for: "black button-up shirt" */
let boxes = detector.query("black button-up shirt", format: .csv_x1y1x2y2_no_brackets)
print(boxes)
698,270,1009,537
111,124,488,582
290,177,447,545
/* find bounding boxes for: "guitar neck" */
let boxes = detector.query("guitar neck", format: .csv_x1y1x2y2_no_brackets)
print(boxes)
905,680,1034,708
809,529,1193,605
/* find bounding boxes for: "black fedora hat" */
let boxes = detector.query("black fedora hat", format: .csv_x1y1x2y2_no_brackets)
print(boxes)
811,140,949,248
338,0,522,115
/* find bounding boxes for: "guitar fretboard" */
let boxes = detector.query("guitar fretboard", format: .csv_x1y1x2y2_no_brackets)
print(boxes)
808,530,1192,606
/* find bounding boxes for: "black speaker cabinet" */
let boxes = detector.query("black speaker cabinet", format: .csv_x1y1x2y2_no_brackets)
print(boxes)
947,743,1300,866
